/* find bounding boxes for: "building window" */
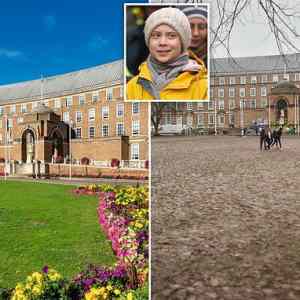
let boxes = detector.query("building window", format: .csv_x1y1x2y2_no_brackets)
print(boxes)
283,73,289,81
187,102,193,110
218,77,225,85
102,124,109,137
294,73,300,81
229,77,236,85
106,88,113,101
218,99,224,110
250,87,256,97
218,114,225,126
116,103,124,117
261,87,267,97
261,98,268,108
240,76,246,84
208,113,215,124
197,113,204,126
63,112,69,123
240,100,245,109
89,126,95,138
54,99,61,109
273,74,279,82
76,111,82,123
208,100,214,110
261,74,268,83
116,123,124,136
0,107,3,116
218,88,224,98
250,76,257,84
131,143,139,160
228,87,235,98
88,108,95,122
239,88,245,97
102,106,109,119
229,99,235,109
75,128,82,139
66,96,73,107
79,95,85,105
249,99,256,109
92,92,99,103
132,120,140,136
10,105,16,114
132,102,140,114
21,103,27,113
197,102,204,110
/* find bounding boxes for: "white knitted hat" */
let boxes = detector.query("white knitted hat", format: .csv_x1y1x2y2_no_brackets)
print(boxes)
144,7,192,52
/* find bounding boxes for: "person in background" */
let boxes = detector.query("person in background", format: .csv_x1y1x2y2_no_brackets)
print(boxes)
181,5,208,68
126,7,207,101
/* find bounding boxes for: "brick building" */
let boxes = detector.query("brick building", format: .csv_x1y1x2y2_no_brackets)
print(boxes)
0,60,149,174
157,53,300,134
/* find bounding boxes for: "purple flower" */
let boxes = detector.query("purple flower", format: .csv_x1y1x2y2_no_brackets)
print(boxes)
42,265,49,274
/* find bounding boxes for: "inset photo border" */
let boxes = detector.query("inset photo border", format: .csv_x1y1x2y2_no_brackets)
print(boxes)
124,3,210,102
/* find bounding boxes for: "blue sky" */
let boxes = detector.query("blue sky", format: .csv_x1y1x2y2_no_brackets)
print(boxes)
0,0,146,85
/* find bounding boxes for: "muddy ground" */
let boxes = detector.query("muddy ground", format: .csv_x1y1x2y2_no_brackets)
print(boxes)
151,136,300,300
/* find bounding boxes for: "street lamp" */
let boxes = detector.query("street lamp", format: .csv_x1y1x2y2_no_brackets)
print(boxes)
240,100,245,136
69,120,74,180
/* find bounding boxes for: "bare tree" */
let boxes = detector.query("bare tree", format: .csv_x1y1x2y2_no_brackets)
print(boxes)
151,0,300,58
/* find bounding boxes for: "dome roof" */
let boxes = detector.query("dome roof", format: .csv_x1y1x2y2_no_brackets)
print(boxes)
271,80,300,95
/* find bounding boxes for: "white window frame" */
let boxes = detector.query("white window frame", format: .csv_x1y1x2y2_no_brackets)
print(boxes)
218,77,225,85
229,87,235,98
218,88,224,98
21,103,27,113
88,108,96,122
261,86,267,97
131,143,139,160
218,99,224,110
116,103,124,117
75,127,82,139
261,74,268,83
76,111,83,123
79,95,85,105
106,88,113,101
273,74,279,82
116,122,124,136
63,112,70,123
132,102,140,114
66,96,73,107
240,76,246,84
102,124,109,137
92,91,99,103
250,87,256,97
132,120,140,136
102,106,109,120
239,88,246,97
89,126,95,138
10,105,16,114
250,76,257,84
229,77,236,85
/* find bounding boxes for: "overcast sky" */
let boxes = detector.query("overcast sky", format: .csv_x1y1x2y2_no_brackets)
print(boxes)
150,0,300,58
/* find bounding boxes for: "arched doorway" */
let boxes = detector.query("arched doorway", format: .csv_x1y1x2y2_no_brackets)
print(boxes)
52,130,64,161
276,99,288,125
22,129,35,163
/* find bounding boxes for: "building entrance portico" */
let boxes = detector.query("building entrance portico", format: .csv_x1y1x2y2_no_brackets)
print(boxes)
276,98,288,125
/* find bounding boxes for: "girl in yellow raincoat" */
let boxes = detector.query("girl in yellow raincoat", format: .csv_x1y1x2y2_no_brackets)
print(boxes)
126,7,207,101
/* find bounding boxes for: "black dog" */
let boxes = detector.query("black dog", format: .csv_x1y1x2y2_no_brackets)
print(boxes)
272,127,282,149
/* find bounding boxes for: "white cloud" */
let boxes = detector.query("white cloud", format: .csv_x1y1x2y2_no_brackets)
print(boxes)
0,48,23,58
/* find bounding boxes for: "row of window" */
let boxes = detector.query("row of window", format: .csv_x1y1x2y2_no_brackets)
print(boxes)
0,101,140,117
76,121,141,138
62,103,140,123
212,86,267,98
212,73,296,86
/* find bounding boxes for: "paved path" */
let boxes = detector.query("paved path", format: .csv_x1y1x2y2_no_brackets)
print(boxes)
152,136,300,300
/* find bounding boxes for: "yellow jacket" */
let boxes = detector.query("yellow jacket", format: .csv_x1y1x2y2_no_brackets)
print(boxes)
126,60,208,101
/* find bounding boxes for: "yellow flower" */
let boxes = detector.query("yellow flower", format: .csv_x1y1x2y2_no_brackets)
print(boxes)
127,292,134,300
106,284,113,291
113,288,121,295
32,285,43,296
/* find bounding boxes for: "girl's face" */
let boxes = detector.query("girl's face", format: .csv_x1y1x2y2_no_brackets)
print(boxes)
189,17,207,48
149,24,182,63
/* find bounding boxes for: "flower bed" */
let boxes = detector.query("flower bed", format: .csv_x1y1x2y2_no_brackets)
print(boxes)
6,184,149,300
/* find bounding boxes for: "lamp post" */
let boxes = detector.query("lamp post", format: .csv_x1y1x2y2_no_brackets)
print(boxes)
240,100,245,136
69,120,73,180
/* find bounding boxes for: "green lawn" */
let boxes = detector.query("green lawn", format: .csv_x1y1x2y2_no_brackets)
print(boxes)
0,180,116,288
